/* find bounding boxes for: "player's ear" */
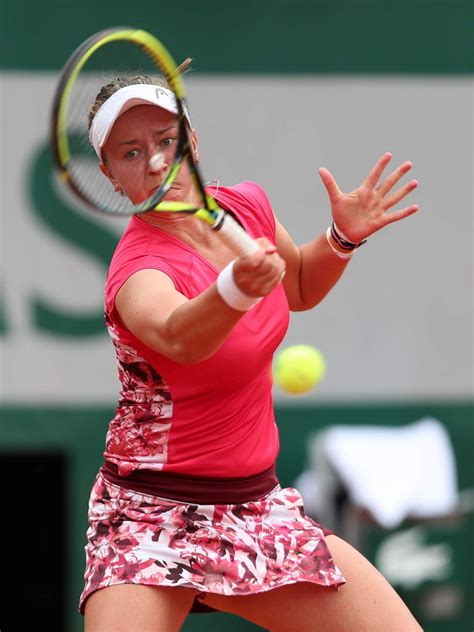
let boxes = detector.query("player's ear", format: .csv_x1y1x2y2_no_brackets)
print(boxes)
99,162,122,193
99,162,109,178
190,128,199,164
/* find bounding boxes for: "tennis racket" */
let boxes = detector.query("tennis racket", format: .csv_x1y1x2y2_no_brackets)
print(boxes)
50,26,259,257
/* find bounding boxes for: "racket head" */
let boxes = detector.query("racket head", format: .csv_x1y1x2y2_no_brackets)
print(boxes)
50,27,194,217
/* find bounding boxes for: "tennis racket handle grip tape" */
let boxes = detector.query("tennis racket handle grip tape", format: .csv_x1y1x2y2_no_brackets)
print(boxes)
212,211,260,257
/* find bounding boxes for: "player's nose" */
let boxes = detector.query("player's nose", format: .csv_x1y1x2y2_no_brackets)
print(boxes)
148,152,167,173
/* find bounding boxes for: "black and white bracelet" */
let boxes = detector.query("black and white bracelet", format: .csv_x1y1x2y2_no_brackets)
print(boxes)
326,222,368,259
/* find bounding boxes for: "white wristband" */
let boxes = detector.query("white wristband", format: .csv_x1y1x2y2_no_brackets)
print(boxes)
216,260,263,311
326,226,354,260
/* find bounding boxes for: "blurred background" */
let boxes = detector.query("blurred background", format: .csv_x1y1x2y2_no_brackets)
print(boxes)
0,1,472,630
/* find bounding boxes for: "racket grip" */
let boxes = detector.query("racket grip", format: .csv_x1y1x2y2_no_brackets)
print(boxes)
212,211,260,256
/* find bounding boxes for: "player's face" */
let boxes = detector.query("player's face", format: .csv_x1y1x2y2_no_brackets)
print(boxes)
100,104,198,205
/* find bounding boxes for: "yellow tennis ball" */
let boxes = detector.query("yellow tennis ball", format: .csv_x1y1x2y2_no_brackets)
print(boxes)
149,153,165,170
274,345,326,394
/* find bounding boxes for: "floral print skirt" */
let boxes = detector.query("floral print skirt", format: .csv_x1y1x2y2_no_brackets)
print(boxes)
79,471,346,614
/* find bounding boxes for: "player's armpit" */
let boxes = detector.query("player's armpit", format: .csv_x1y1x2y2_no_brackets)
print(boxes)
275,219,305,311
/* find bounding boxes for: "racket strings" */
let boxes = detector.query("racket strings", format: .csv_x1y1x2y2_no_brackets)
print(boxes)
64,68,136,213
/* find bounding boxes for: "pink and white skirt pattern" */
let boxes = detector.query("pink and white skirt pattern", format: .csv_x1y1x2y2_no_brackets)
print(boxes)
79,472,346,613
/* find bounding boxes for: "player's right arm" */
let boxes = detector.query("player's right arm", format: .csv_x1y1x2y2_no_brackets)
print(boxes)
115,239,285,364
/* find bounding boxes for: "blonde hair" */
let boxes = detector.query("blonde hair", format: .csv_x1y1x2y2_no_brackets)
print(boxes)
87,58,193,130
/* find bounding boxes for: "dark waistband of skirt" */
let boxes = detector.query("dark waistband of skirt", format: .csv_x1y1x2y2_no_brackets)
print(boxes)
100,460,279,504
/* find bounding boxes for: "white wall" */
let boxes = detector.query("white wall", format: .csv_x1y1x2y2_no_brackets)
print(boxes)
1,74,472,402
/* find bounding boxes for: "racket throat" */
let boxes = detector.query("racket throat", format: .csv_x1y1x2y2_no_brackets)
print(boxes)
211,209,227,232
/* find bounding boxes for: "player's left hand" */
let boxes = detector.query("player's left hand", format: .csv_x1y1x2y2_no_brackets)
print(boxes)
318,152,419,244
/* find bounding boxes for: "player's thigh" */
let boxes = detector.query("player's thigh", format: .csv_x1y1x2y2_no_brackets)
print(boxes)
84,583,198,632
202,534,423,632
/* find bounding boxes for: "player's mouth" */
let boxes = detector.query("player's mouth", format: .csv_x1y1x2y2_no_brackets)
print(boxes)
149,183,179,197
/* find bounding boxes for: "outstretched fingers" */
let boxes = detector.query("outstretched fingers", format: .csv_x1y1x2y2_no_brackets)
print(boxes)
365,154,420,224
362,152,392,189
377,161,414,196
383,178,418,210
318,167,341,203
383,203,419,226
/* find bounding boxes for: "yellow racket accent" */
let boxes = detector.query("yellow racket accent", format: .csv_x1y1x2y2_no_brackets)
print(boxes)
131,29,186,99
153,195,220,226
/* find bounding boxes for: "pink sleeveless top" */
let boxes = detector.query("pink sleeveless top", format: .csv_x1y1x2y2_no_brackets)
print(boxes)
104,182,289,478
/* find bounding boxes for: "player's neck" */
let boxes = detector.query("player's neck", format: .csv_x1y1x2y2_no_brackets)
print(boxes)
139,212,216,248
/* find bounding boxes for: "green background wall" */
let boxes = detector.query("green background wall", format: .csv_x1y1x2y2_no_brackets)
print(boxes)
1,402,473,631
1,0,472,74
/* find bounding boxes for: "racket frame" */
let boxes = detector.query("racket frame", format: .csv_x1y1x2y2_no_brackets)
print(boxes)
51,27,259,256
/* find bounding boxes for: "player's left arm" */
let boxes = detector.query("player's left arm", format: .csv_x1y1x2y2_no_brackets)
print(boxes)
276,152,419,311
275,220,350,311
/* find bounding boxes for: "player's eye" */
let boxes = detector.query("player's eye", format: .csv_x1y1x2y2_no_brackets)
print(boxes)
161,138,175,148
124,149,140,160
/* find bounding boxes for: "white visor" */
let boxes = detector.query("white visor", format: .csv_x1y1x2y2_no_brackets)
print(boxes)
89,84,192,160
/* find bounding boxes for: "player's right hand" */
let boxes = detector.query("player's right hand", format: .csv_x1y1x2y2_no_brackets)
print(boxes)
233,237,286,297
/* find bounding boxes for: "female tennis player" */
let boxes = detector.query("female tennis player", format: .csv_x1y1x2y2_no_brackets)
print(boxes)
81,72,422,631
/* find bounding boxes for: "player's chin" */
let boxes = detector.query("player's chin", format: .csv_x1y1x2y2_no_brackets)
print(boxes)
131,190,156,205
162,187,186,202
